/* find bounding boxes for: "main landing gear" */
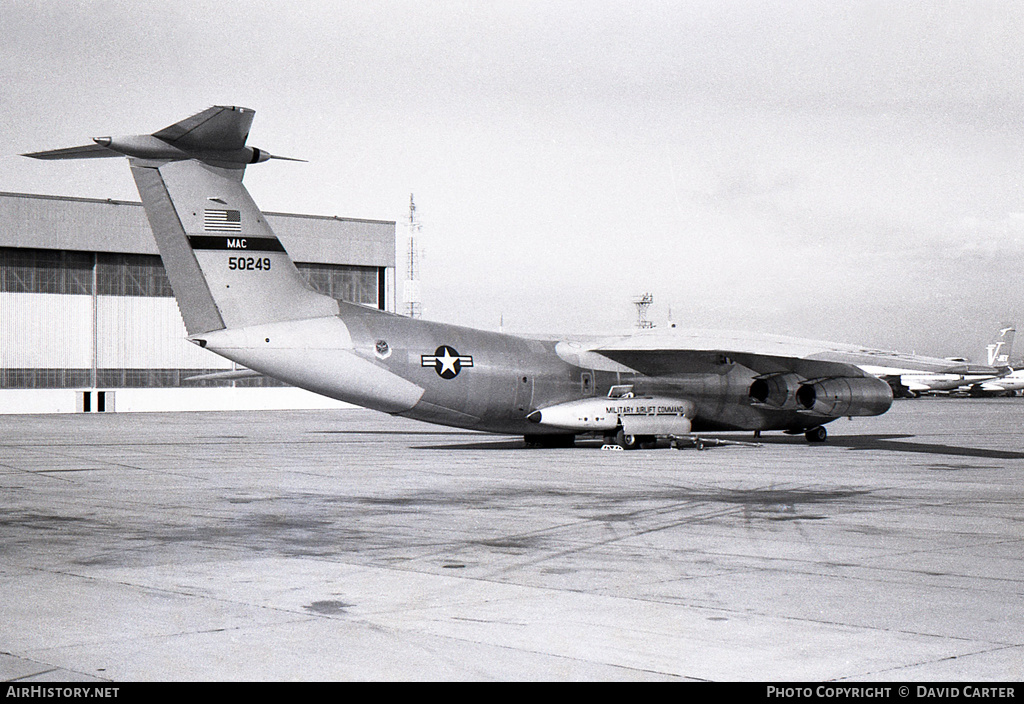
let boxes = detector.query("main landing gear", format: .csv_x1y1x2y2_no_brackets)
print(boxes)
786,425,828,443
804,425,828,443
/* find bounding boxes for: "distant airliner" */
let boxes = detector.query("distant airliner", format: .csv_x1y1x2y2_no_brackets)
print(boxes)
878,327,1014,397
24,106,998,447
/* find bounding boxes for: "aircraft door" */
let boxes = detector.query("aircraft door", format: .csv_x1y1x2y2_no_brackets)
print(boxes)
581,371,595,396
513,374,534,417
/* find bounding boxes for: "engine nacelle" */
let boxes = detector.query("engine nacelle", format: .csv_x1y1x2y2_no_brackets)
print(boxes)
795,376,893,417
749,373,803,409
528,396,694,435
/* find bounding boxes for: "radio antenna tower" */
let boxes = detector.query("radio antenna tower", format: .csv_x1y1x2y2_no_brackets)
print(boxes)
633,292,655,329
403,193,422,318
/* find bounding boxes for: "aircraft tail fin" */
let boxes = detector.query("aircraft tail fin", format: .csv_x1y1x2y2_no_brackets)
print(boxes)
987,325,1015,367
24,106,337,335
129,158,338,334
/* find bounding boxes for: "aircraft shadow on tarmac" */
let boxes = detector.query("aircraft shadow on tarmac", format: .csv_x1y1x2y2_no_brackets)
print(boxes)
414,433,1024,460
797,433,1024,460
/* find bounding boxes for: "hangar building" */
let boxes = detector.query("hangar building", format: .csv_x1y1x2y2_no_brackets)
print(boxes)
0,191,396,413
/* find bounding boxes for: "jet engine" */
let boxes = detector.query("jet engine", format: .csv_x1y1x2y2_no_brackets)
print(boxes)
748,373,803,409
795,376,893,417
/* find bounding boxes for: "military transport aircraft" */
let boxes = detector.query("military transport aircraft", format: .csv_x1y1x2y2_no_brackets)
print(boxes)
24,106,995,448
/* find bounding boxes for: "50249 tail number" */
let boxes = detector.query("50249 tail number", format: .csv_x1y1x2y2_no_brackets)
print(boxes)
228,257,271,271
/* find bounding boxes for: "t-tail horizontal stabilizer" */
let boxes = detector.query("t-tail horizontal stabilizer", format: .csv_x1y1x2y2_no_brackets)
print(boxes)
22,106,304,168
23,106,335,336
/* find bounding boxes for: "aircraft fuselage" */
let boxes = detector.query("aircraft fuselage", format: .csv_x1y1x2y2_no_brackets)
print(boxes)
196,302,846,438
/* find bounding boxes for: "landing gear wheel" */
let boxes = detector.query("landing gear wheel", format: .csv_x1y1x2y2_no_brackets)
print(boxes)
615,429,641,450
805,426,828,443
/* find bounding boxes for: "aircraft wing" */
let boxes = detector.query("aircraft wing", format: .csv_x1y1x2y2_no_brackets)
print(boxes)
568,328,996,378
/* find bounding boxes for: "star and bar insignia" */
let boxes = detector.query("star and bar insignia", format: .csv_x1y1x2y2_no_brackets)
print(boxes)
421,345,473,379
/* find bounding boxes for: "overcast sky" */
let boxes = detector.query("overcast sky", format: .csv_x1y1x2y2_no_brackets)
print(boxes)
2,0,1023,358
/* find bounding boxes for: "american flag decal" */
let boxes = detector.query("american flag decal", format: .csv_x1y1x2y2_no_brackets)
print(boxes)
204,209,242,232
